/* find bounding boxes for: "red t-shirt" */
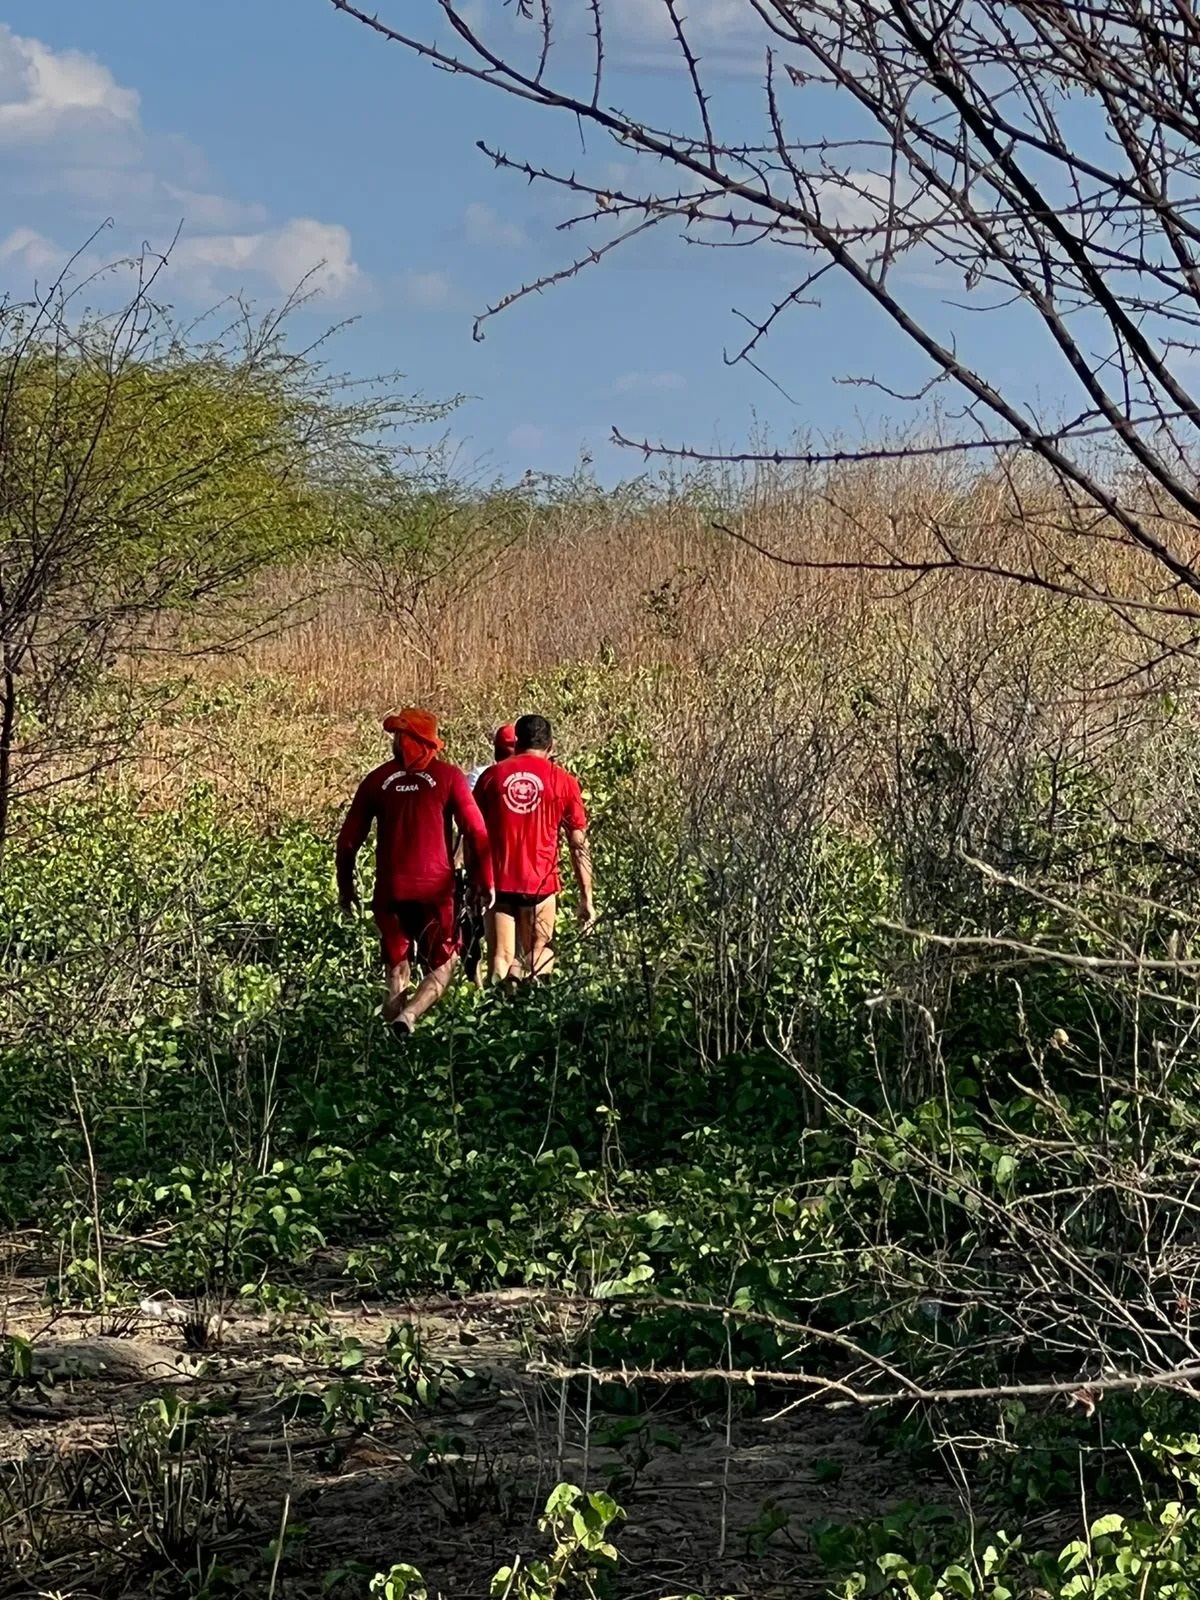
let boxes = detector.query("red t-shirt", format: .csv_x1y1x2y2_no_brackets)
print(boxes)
474,752,588,897
336,758,492,906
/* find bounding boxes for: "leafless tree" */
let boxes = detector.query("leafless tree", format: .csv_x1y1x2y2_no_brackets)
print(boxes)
329,0,1200,646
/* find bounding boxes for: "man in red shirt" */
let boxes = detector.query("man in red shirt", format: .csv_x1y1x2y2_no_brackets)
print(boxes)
474,714,594,982
337,708,493,1034
461,723,519,986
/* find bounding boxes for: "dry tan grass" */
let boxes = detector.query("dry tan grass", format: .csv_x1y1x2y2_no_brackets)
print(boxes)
131,455,1194,821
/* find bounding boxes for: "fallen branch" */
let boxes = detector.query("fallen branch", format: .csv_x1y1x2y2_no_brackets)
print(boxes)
527,1359,1200,1410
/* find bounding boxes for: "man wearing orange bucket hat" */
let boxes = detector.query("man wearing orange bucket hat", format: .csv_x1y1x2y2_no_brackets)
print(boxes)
336,708,493,1035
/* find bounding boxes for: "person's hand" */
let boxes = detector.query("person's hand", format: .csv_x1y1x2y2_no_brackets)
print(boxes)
578,896,597,932
476,885,496,914
339,889,361,918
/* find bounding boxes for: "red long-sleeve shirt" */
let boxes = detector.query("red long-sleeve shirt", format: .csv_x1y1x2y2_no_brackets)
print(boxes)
336,759,492,906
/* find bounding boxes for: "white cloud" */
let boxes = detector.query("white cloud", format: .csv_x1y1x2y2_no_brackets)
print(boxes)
800,168,964,286
610,0,746,41
0,26,364,304
606,0,768,75
463,201,527,249
812,173,890,234
612,369,687,394
0,225,62,276
172,219,361,300
161,185,269,233
404,269,452,309
0,28,138,144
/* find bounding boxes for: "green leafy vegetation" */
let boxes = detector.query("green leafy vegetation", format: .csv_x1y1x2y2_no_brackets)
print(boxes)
0,266,451,854
6,651,1200,1595
815,1432,1200,1598
372,1482,625,1600
6,318,1200,1590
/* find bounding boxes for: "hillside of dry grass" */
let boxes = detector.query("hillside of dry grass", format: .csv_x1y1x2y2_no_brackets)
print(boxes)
129,456,1197,831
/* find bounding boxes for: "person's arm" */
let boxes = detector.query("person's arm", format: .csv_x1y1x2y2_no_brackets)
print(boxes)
567,828,595,929
451,770,495,907
563,777,595,928
335,777,376,913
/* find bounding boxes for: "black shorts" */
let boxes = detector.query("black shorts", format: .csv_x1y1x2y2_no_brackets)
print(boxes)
494,890,553,916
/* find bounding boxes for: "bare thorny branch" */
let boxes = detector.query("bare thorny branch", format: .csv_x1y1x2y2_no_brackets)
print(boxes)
329,0,1200,630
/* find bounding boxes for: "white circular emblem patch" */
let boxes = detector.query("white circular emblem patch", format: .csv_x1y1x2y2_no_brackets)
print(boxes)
503,770,544,815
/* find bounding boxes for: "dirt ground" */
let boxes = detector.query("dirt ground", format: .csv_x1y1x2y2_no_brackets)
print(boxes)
0,1269,938,1600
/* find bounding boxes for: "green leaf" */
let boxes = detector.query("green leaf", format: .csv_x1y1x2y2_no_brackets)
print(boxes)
588,1491,621,1522
994,1154,1018,1189
1090,1513,1125,1537
543,1483,580,1520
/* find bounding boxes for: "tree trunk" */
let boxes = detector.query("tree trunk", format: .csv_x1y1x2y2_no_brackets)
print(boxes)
0,644,17,868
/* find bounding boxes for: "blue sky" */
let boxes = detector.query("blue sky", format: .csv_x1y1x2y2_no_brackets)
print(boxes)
0,1,1058,480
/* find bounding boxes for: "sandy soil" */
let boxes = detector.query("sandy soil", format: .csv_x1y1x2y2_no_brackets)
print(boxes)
0,1272,936,1599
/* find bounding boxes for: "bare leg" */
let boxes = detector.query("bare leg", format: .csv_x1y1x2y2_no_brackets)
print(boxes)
382,960,412,1022
490,910,518,983
507,898,556,980
511,904,537,980
395,955,458,1032
528,896,557,978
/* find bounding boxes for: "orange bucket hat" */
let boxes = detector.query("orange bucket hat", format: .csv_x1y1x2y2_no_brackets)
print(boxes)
383,708,444,771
